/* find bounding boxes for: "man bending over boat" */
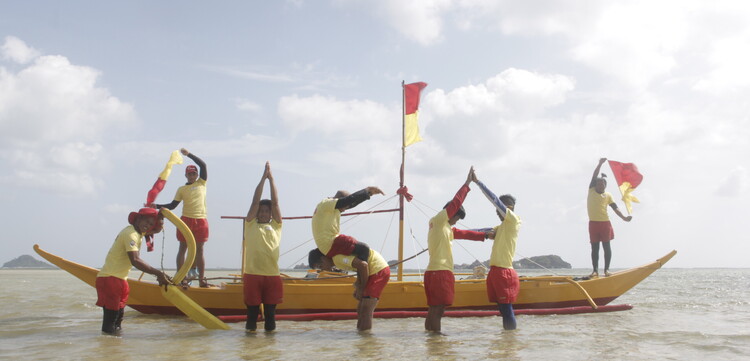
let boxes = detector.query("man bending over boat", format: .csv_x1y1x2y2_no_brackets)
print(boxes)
587,158,632,278
424,167,494,334
96,208,171,335
154,148,210,287
311,185,384,262
243,161,283,332
472,170,521,330
308,246,391,331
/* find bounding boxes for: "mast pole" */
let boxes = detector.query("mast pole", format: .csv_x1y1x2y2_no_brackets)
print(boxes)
398,81,406,282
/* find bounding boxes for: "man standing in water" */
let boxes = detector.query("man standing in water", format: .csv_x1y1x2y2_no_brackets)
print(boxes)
96,208,171,334
155,148,210,287
424,167,493,334
472,170,521,330
308,245,390,331
588,158,632,278
243,162,283,332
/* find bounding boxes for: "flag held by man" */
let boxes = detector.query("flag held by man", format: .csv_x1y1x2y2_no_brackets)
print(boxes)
608,160,643,215
403,82,427,147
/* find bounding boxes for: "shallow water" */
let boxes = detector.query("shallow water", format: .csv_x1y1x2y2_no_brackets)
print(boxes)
1,268,748,360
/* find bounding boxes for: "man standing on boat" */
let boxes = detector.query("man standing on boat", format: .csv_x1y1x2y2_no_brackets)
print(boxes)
308,246,390,331
243,161,283,332
424,167,494,334
311,185,385,262
588,158,632,278
96,208,171,335
154,148,210,287
472,171,521,330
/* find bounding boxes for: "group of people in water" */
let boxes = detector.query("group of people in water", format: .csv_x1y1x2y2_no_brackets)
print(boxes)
94,150,631,335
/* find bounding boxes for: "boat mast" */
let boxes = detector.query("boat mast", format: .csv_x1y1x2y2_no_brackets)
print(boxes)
398,80,406,282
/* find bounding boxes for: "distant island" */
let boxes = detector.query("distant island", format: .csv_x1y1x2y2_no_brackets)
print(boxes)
2,255,55,269
292,255,571,270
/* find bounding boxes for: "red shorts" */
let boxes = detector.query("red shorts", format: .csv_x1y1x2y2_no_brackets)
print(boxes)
486,267,520,303
363,267,390,299
95,276,129,310
243,274,283,306
177,216,209,243
424,270,455,306
325,234,357,258
589,221,614,243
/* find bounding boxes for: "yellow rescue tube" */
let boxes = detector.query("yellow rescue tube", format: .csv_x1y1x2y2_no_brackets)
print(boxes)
159,208,195,284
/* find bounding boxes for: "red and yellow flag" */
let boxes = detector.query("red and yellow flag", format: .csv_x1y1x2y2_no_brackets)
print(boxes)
146,150,184,206
608,160,643,215
404,82,427,147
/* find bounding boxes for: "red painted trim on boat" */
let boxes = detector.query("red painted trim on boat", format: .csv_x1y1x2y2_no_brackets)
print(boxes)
217,304,633,323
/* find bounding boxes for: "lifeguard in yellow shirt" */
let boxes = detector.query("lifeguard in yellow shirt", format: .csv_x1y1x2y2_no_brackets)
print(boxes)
155,148,210,287
311,185,384,263
96,208,171,334
588,158,632,278
472,170,521,330
424,167,493,334
243,162,283,332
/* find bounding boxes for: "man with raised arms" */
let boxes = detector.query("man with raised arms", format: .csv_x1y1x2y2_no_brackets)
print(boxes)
472,170,521,330
424,166,494,334
243,161,283,332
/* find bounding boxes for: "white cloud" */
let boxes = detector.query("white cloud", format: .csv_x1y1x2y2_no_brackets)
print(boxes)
234,98,263,113
1,36,41,64
715,166,748,197
0,37,136,196
379,0,452,45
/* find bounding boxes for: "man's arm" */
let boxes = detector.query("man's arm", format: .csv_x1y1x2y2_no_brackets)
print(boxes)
590,158,607,188
445,167,474,218
335,187,384,210
351,257,370,300
475,179,507,218
246,163,267,220
155,200,180,210
182,148,207,181
267,162,282,224
610,203,633,222
128,251,170,286
452,228,489,241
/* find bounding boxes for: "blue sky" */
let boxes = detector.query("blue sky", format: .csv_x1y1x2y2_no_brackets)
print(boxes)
1,1,748,270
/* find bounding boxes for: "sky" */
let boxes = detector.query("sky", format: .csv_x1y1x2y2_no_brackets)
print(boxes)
1,1,748,270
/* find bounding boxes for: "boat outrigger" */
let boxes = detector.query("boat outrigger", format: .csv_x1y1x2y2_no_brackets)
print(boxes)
33,82,676,326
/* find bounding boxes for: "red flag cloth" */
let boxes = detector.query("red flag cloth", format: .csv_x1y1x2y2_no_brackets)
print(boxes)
396,186,414,202
404,82,427,115
608,161,643,189
146,178,167,206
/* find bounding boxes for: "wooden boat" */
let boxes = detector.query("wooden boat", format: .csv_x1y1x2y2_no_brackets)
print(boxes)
33,244,675,316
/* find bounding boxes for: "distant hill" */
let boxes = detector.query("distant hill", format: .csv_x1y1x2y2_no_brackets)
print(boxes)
2,255,55,269
455,254,571,270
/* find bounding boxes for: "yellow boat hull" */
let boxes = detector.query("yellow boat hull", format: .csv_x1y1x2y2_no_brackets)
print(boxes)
33,244,675,316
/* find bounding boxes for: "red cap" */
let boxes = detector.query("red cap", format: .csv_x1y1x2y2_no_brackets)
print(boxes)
128,207,159,225
185,165,198,174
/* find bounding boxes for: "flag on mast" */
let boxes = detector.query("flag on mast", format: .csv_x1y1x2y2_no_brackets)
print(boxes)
404,82,427,147
607,160,643,215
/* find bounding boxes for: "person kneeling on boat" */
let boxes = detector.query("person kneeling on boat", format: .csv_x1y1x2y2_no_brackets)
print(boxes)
424,167,494,334
472,170,521,330
243,161,283,332
311,185,384,262
96,208,171,335
308,245,390,331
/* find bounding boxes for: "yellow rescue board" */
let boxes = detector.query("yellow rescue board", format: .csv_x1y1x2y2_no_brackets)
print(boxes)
160,285,230,330
159,208,229,330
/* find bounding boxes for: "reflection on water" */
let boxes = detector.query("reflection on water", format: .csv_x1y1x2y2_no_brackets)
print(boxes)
1,269,749,360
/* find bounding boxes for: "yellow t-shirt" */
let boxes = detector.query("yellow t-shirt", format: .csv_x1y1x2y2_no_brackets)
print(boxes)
311,198,340,254
587,188,614,222
175,178,207,219
332,249,389,276
243,218,282,276
97,225,141,280
489,209,521,268
426,209,455,271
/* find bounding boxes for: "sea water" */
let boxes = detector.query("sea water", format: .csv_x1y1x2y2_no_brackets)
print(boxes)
0,268,748,361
